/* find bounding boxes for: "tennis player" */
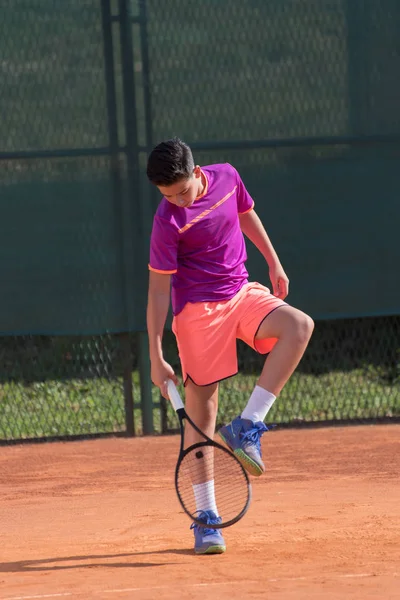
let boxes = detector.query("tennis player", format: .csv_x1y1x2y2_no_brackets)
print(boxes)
147,138,314,554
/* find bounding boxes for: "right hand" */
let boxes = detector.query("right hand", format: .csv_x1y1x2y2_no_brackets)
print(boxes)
150,357,179,400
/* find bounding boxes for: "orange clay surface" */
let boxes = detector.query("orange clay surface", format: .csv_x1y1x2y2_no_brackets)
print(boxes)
1,425,399,600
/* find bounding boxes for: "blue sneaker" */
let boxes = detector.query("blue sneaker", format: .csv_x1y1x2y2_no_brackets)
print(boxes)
190,510,226,555
218,417,269,476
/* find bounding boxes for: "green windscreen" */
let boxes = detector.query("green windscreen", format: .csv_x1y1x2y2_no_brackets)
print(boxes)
1,0,399,335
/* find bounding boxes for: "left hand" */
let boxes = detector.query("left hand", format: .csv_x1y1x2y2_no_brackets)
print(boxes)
269,263,289,299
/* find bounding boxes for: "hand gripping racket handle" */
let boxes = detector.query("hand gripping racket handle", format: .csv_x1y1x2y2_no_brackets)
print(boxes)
167,379,185,413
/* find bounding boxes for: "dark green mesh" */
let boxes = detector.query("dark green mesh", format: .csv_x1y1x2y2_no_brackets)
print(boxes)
146,0,400,141
1,0,108,152
0,335,126,440
0,1,399,442
1,317,398,442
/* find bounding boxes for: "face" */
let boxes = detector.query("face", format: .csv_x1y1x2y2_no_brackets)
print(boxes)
158,166,203,208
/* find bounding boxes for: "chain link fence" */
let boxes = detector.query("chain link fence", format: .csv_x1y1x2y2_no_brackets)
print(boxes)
1,315,398,442
0,334,125,441
0,333,163,441
1,1,110,153
146,0,400,141
0,315,398,441
0,1,399,442
147,0,349,141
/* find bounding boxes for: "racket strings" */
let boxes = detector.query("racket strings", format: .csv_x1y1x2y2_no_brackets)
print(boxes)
176,444,249,525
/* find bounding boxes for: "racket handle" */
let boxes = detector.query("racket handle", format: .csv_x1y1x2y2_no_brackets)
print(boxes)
167,379,184,412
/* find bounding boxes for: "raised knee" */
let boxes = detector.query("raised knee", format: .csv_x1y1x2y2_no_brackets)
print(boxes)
256,306,314,345
295,313,314,344
286,312,314,346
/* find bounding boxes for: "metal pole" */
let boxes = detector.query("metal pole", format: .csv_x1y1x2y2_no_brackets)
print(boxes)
138,0,159,217
138,330,153,434
100,0,134,436
118,0,153,434
121,332,135,436
136,0,157,434
139,1,153,145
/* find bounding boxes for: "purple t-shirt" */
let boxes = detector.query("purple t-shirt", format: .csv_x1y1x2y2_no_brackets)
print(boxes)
149,163,255,315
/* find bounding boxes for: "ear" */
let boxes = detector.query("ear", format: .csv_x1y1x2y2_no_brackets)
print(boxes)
193,165,202,179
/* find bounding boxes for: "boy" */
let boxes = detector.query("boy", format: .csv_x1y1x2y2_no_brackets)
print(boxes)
146,138,314,554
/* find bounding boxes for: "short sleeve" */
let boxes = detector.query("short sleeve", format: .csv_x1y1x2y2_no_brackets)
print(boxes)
148,215,178,274
234,167,255,214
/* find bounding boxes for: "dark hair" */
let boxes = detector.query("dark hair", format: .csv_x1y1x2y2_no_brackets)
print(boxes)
146,137,195,186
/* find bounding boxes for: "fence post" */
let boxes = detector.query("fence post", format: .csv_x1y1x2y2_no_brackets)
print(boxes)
138,330,153,434
136,0,156,434
118,0,154,434
101,0,135,435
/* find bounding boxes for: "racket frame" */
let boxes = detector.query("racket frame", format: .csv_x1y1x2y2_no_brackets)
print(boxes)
167,380,252,528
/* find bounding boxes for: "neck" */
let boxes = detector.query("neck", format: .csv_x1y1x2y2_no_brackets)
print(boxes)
196,170,206,198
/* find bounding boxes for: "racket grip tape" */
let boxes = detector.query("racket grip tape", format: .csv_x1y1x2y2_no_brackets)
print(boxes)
167,379,184,412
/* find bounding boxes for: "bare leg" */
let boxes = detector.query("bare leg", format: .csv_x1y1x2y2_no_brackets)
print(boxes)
184,379,219,446
256,306,314,395
183,380,219,493
218,306,314,478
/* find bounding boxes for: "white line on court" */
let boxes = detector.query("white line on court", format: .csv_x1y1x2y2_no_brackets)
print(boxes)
3,573,399,600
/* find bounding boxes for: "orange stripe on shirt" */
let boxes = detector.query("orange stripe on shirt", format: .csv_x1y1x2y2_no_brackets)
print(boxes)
148,264,177,275
178,185,237,234
195,170,209,200
239,201,255,215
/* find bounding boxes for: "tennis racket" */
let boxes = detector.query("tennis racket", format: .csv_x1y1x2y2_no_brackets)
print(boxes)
167,379,251,528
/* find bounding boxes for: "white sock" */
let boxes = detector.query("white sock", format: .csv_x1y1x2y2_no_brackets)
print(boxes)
192,480,219,516
241,385,276,423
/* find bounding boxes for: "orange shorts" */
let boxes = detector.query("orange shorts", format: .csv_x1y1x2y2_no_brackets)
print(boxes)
172,282,287,386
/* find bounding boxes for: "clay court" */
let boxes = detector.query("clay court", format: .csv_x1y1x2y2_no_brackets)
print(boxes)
1,424,399,600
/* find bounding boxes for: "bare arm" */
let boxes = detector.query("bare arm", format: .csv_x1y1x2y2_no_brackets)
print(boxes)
239,209,289,299
239,209,281,266
147,271,178,397
147,271,171,360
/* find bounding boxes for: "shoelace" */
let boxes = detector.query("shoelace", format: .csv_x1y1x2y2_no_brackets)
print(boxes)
240,422,271,451
190,511,222,535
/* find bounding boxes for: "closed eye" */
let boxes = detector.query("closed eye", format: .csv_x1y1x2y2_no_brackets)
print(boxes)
165,187,189,199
